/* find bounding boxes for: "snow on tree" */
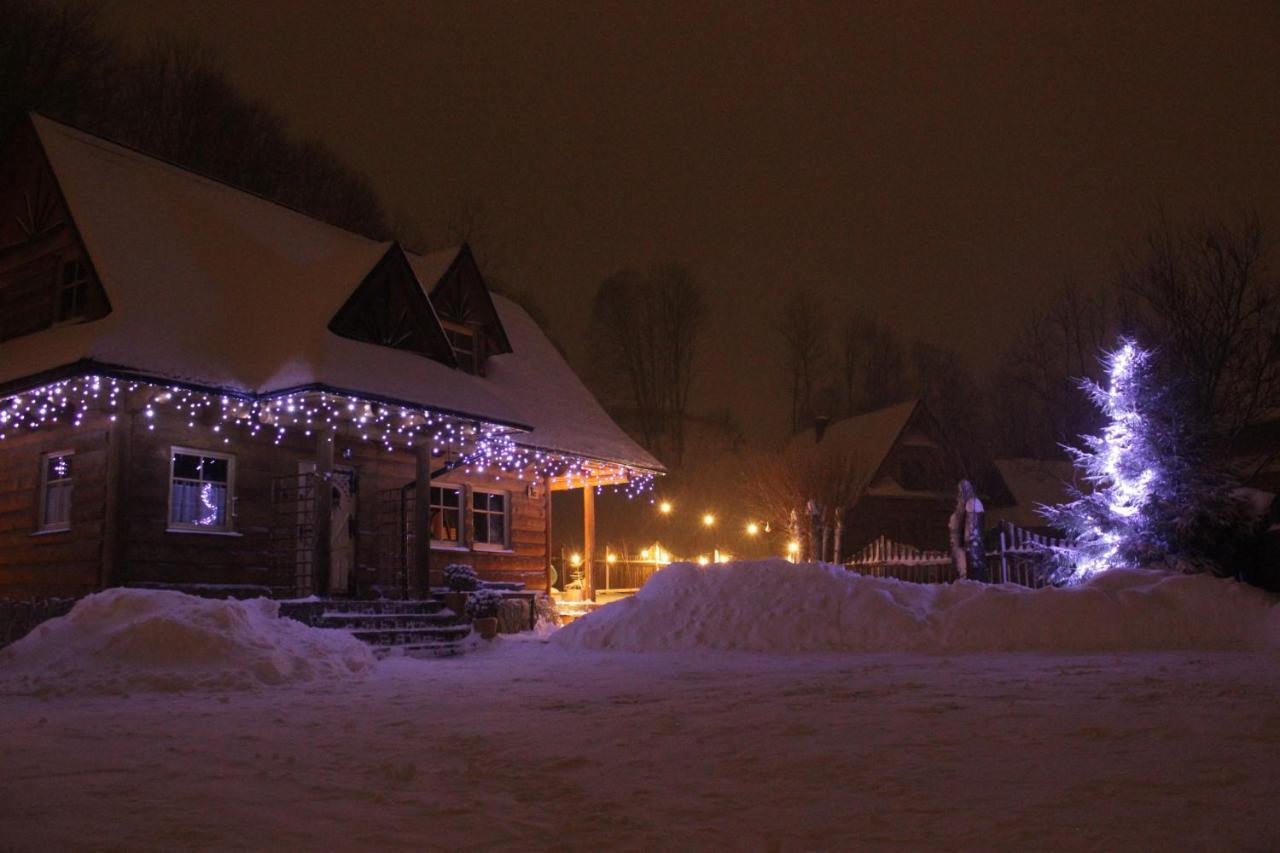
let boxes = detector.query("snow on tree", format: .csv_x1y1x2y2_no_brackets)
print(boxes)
1045,337,1256,584
1044,339,1167,582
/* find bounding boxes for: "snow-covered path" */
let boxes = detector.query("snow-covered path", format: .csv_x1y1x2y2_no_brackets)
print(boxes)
2,642,1277,851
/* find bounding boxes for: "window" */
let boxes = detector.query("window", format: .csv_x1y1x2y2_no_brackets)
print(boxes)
54,256,89,323
443,323,481,374
472,490,508,548
38,451,73,531
169,449,234,531
429,485,463,545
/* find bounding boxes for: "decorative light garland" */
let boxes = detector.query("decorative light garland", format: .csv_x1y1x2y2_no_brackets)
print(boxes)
1,375,655,497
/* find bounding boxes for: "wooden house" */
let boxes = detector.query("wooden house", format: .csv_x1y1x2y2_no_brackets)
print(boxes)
0,115,662,601
788,400,965,558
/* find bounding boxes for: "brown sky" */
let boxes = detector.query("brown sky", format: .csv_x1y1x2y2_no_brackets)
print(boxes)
103,0,1280,442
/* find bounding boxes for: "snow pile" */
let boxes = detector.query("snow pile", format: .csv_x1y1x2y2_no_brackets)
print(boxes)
554,559,1280,653
0,588,374,694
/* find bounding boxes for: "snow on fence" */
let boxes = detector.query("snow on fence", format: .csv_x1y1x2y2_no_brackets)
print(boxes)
845,536,957,584
992,521,1060,588
845,523,1061,588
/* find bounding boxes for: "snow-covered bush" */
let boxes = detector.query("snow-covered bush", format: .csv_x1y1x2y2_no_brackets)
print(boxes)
443,564,479,592
465,588,504,620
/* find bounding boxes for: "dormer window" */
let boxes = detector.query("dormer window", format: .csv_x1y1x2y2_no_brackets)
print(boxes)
443,321,483,374
54,256,89,323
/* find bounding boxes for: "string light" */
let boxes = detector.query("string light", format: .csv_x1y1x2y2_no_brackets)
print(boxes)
0,374,656,496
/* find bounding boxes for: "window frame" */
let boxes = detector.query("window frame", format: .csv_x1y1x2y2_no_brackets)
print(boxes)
37,449,74,533
167,446,236,533
470,487,510,550
53,255,90,325
428,482,465,547
441,321,484,375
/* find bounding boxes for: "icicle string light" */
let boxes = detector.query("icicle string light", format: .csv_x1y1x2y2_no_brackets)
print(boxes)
0,375,655,497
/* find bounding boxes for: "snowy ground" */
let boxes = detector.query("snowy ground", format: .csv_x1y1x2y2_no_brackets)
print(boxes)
1,642,1277,851
2,566,1278,851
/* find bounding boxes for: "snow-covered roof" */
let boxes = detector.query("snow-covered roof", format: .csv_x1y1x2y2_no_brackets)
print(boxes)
989,458,1077,529
0,115,661,472
788,400,920,476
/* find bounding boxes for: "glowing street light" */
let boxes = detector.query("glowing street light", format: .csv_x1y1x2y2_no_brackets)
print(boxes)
697,555,709,566
702,513,716,527
658,500,673,515
569,552,582,567
606,552,617,564
786,540,800,561
745,521,760,536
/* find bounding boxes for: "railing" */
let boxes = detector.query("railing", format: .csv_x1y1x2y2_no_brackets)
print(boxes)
269,472,315,597
551,556,666,593
845,535,957,584
845,524,1060,588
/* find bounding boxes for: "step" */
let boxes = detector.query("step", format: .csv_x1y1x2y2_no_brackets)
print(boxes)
316,612,459,630
320,599,444,615
346,625,473,646
375,640,470,660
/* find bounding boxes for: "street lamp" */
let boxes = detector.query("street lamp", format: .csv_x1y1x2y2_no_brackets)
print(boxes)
658,500,673,515
702,512,716,527
745,521,760,536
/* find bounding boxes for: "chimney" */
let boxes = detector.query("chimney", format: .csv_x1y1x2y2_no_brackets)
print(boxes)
813,414,831,443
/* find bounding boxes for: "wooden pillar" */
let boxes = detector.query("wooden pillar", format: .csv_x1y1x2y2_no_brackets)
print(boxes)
100,409,133,590
413,443,432,595
314,429,334,596
543,475,553,592
582,485,596,602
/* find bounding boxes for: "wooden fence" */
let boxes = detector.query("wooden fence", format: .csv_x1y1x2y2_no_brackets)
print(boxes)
845,522,1061,588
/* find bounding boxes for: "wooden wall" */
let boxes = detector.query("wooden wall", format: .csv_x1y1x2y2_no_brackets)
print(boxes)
0,413,110,599
0,402,551,599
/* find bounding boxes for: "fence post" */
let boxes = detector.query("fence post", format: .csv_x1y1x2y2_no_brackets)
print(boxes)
999,528,1008,584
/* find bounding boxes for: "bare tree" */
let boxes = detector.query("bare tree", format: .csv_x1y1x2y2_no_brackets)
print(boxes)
589,263,707,466
1120,211,1280,459
997,281,1112,457
839,314,906,416
739,442,872,562
779,289,829,434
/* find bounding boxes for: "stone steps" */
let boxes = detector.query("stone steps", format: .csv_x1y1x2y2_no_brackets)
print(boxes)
279,598,472,655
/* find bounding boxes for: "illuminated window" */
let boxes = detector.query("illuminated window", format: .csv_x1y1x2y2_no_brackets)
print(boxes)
54,256,89,323
430,485,462,545
38,451,73,531
169,449,234,531
472,490,508,548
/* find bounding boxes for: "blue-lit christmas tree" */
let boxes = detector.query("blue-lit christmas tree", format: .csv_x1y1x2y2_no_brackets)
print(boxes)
1045,338,1168,582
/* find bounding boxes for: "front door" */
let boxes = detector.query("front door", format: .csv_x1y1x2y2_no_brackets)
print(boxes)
298,463,357,595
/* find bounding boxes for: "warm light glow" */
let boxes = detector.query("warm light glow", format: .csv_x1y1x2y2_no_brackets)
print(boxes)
569,552,582,567
702,513,715,527
745,522,759,536
786,540,800,554
606,552,617,564
640,548,650,559
697,555,709,566
658,500,673,514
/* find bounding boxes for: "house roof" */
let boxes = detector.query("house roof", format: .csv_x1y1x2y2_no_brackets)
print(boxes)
788,400,920,477
988,458,1077,529
0,114,661,472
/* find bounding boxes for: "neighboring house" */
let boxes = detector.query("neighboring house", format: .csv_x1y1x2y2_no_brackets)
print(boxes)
788,400,965,557
0,114,661,601
985,458,1078,536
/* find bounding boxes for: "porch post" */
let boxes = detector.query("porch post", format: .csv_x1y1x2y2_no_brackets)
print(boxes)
413,443,432,594
314,429,335,595
582,485,596,602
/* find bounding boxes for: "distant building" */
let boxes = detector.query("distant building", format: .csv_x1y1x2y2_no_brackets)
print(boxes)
0,114,661,601
985,458,1078,537
789,399,965,557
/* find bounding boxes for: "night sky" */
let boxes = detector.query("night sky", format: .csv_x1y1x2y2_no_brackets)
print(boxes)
104,1,1280,441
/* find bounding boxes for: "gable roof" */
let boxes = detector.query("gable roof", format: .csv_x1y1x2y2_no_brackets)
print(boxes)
0,114,661,472
788,400,921,477
989,458,1077,529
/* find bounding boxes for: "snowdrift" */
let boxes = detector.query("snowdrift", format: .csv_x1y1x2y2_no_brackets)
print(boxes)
554,560,1280,654
0,588,374,694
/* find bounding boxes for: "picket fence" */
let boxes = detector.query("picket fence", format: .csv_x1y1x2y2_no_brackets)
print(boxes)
845,521,1062,588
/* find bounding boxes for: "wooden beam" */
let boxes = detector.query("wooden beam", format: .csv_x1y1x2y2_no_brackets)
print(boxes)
100,409,132,590
413,443,432,594
314,430,334,595
582,485,595,602
543,475,553,593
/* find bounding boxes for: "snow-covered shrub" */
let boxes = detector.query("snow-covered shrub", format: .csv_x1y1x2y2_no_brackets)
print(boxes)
465,588,504,620
443,564,479,592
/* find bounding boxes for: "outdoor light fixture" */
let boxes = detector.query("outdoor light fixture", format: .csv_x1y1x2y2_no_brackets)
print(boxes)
745,522,759,536
697,555,709,566
606,552,617,564
658,500,673,515
569,552,582,567
702,513,715,527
